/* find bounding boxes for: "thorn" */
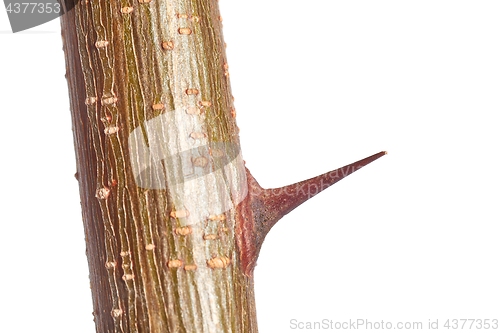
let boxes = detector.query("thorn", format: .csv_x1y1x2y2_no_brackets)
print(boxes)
235,151,387,276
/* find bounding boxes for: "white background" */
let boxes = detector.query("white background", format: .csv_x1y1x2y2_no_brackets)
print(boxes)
1,1,499,332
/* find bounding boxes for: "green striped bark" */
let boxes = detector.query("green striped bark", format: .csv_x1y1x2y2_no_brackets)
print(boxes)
60,0,256,332
60,0,386,332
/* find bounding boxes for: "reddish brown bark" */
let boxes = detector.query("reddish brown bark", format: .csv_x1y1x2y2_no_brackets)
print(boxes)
60,0,386,331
